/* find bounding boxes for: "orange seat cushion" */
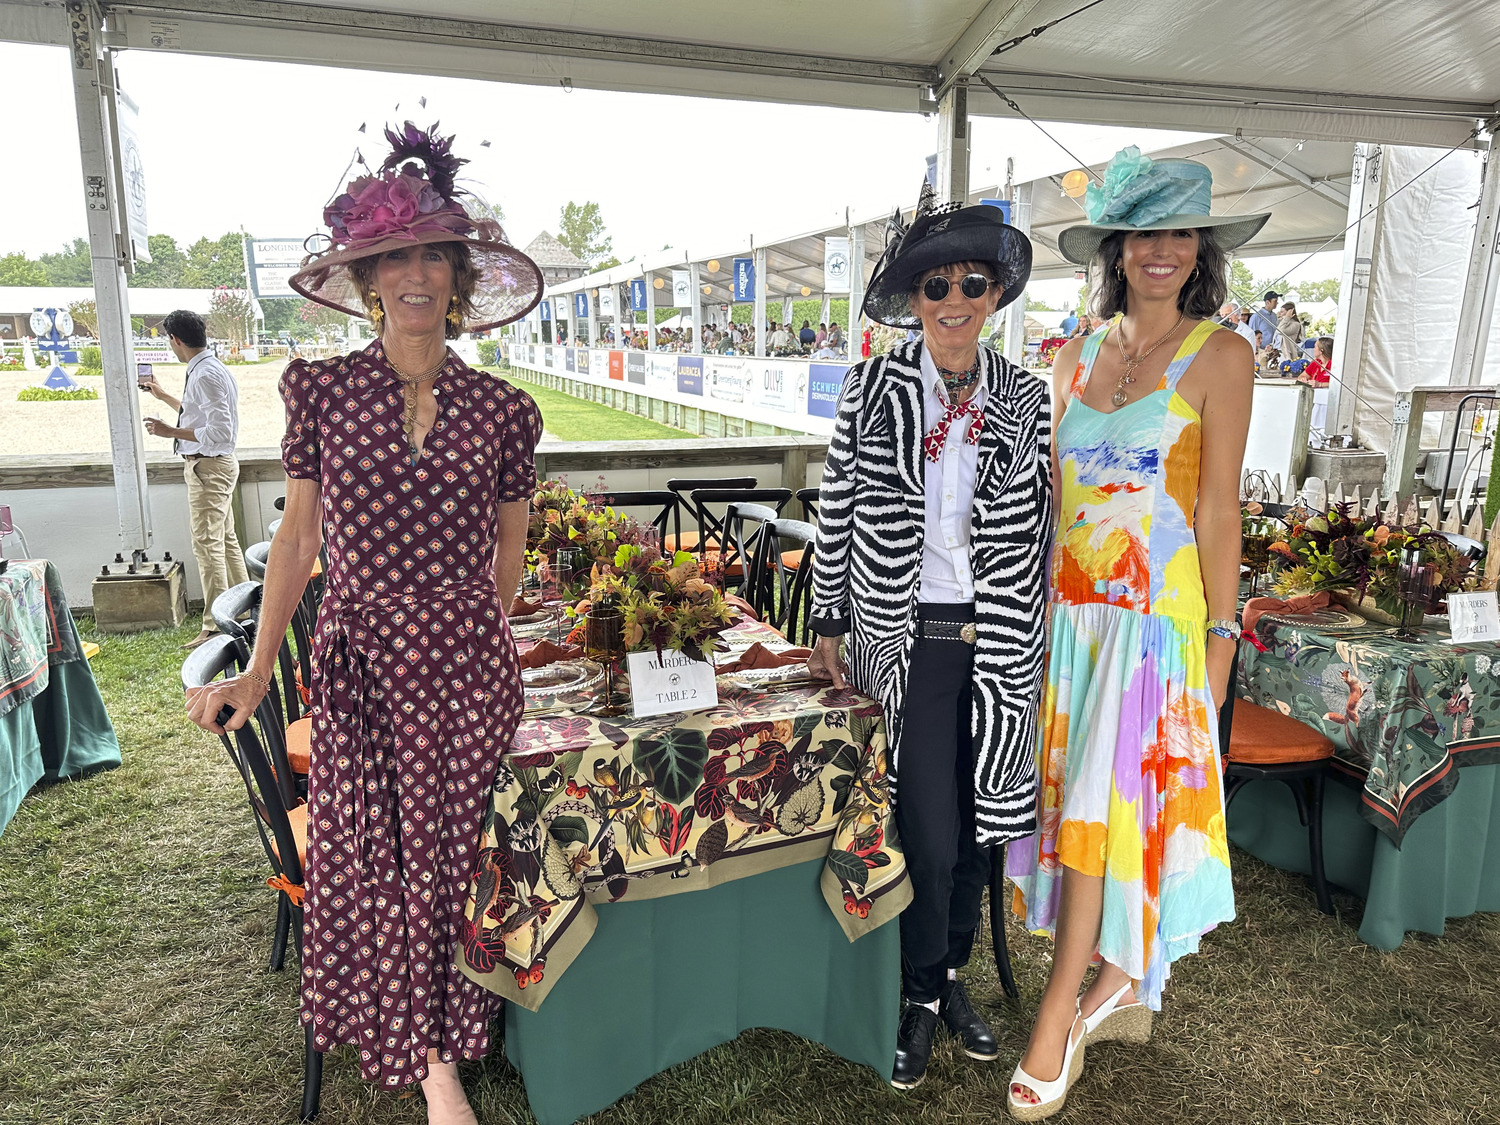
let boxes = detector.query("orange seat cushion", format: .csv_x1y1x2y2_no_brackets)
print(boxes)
781,549,807,570
1227,703,1336,765
268,802,308,865
285,716,312,775
663,532,720,553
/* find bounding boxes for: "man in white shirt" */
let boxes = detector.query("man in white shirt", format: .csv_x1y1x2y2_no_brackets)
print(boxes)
142,309,249,649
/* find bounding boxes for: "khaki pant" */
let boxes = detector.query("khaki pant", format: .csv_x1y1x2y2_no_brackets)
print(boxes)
185,455,249,632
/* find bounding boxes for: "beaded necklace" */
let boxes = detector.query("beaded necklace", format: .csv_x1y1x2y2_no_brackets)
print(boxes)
935,356,981,399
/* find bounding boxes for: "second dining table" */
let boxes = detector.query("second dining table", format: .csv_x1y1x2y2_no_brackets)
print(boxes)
459,616,911,1125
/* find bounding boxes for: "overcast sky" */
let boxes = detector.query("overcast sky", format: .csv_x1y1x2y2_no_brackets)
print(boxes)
2,41,1341,305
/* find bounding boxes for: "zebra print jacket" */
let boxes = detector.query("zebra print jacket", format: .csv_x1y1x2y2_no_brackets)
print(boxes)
809,340,1052,847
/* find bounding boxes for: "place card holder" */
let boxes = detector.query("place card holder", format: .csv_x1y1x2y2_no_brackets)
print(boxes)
1448,591,1500,645
626,650,720,718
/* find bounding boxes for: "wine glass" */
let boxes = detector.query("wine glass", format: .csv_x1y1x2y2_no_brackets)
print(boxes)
552,547,582,643
584,602,627,717
1241,532,1272,596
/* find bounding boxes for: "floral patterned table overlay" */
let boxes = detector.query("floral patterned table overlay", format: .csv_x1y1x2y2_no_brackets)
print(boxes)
1240,620,1500,844
458,682,912,1011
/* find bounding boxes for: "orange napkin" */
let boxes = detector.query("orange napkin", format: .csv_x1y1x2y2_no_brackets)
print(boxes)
1242,590,1332,634
715,642,811,676
518,640,583,670
510,595,542,617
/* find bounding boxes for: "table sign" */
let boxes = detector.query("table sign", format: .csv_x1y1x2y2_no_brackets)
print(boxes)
625,650,718,718
1447,591,1500,644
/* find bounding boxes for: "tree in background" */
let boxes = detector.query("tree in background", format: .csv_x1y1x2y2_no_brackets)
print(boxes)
205,287,254,346
1025,295,1054,311
0,252,47,286
298,300,349,341
38,238,92,285
185,233,247,289
558,201,614,266
131,234,188,287
67,299,97,337
258,298,303,338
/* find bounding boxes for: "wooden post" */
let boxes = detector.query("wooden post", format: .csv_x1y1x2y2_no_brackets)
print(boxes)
1383,494,1400,525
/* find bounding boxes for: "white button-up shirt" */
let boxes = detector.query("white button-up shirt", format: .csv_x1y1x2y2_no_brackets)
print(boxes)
175,350,240,457
918,346,984,603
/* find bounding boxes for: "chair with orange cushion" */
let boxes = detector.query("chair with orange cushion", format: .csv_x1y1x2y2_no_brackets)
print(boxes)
662,476,758,553
181,634,323,1120
747,517,818,646
723,502,782,605
686,487,793,587
1219,629,1336,915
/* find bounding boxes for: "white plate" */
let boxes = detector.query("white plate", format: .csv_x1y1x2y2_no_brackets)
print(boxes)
522,659,603,705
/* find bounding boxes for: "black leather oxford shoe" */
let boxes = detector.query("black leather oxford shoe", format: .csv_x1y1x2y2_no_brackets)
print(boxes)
939,978,999,1060
891,1000,940,1089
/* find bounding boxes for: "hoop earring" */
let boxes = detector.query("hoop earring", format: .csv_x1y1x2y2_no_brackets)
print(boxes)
1114,263,1124,280
1189,266,1200,281
447,295,463,330
368,290,384,328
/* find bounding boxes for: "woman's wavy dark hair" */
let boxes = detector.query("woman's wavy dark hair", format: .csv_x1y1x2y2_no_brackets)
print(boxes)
348,241,479,339
1088,228,1228,321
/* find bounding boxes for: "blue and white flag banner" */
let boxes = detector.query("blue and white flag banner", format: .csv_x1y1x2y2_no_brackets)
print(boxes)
733,258,755,302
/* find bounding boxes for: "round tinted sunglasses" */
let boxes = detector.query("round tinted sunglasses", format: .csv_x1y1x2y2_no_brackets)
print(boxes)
922,273,998,302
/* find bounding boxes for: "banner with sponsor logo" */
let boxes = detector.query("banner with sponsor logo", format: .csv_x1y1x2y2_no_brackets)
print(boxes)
807,362,848,418
543,345,556,369
574,292,590,320
540,298,552,321
672,270,692,309
732,258,755,302
757,361,801,413
823,236,851,293
565,348,576,373
676,356,703,396
608,351,624,381
246,239,303,300
627,352,646,384
630,278,647,312
648,354,677,392
707,357,749,405
577,348,591,374
599,289,615,317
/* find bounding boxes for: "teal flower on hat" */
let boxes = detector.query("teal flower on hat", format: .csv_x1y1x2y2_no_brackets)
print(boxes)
1083,146,1213,227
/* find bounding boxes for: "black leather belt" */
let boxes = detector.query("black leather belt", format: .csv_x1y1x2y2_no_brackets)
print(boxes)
916,619,978,644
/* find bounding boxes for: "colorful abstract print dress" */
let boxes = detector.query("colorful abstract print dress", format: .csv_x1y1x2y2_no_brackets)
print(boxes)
1007,317,1234,1010
280,341,542,1086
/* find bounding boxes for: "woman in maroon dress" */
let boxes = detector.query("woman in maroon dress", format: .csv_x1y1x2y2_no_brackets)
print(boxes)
187,123,543,1123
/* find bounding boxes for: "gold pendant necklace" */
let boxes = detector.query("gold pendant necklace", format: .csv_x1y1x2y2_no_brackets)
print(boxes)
1111,313,1185,407
389,349,449,463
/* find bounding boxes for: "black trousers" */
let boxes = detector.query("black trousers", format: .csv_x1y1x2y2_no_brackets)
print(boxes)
895,603,991,1003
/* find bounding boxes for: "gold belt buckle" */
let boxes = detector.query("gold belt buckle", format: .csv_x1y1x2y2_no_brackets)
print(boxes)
960,622,977,644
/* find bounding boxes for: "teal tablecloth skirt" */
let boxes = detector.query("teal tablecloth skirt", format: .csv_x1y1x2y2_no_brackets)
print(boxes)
1227,765,1500,950
0,657,122,834
504,858,900,1125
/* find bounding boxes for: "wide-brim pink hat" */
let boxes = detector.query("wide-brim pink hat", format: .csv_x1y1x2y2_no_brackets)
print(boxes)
289,122,543,331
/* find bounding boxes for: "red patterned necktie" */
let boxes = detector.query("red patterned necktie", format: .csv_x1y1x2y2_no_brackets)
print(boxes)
924,397,983,462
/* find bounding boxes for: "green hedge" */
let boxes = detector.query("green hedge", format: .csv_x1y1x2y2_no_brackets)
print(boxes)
78,346,102,368
476,340,498,366
18,385,99,401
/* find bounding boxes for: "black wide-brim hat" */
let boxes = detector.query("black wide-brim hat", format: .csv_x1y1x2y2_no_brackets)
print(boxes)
862,203,1032,328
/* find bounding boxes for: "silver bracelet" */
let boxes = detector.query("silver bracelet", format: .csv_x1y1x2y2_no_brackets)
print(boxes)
1207,618,1242,641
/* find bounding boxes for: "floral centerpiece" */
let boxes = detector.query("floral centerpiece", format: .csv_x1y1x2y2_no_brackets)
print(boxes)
1269,504,1473,619
526,479,646,571
570,543,736,662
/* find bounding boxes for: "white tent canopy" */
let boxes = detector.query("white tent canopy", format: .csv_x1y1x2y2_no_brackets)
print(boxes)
4,0,1496,146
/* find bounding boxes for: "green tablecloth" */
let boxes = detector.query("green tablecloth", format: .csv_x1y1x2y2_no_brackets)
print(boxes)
1241,617,1500,843
1227,765,1500,949
505,857,899,1125
0,560,121,836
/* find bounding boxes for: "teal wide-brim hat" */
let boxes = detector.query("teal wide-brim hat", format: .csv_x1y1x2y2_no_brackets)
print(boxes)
1057,146,1271,266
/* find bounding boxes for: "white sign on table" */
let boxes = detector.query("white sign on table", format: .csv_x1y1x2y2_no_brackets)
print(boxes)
1447,591,1500,644
626,650,719,718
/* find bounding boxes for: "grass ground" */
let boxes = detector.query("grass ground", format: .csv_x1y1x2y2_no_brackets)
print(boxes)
495,368,692,443
0,623,1497,1124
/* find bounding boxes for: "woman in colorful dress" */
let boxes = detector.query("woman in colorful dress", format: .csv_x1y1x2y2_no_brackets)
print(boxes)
1004,149,1268,1119
186,123,543,1124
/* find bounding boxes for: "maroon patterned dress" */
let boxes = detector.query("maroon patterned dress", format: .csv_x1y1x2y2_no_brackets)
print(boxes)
279,340,542,1086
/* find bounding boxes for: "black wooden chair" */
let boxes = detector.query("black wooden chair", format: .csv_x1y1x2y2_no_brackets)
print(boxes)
722,502,782,606
750,518,817,645
684,487,792,583
1219,625,1336,914
795,486,820,522
663,477,758,553
181,635,323,1120
245,540,271,580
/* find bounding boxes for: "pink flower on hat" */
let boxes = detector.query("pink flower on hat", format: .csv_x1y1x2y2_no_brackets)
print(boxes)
324,171,471,246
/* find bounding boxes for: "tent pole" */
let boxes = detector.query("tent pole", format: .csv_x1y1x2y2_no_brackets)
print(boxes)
936,77,971,205
67,0,151,554
689,261,702,355
645,271,656,351
1003,179,1033,363
753,247,767,358
1448,132,1500,387
1326,143,1383,443
847,221,866,358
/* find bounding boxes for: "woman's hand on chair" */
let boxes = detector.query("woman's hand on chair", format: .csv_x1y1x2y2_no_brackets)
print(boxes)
185,676,267,735
808,635,847,689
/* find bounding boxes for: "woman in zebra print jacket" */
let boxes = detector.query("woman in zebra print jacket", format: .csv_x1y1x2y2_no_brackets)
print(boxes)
807,200,1051,1091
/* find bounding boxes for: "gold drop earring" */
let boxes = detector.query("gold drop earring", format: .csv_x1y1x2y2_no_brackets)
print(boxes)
447,295,463,330
369,290,384,328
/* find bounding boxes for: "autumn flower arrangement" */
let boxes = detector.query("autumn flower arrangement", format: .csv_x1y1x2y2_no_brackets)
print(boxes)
525,479,645,571
571,543,735,662
1269,504,1473,617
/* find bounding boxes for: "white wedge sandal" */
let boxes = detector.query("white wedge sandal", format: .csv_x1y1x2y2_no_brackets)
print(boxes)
1082,981,1153,1046
1007,1002,1087,1121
